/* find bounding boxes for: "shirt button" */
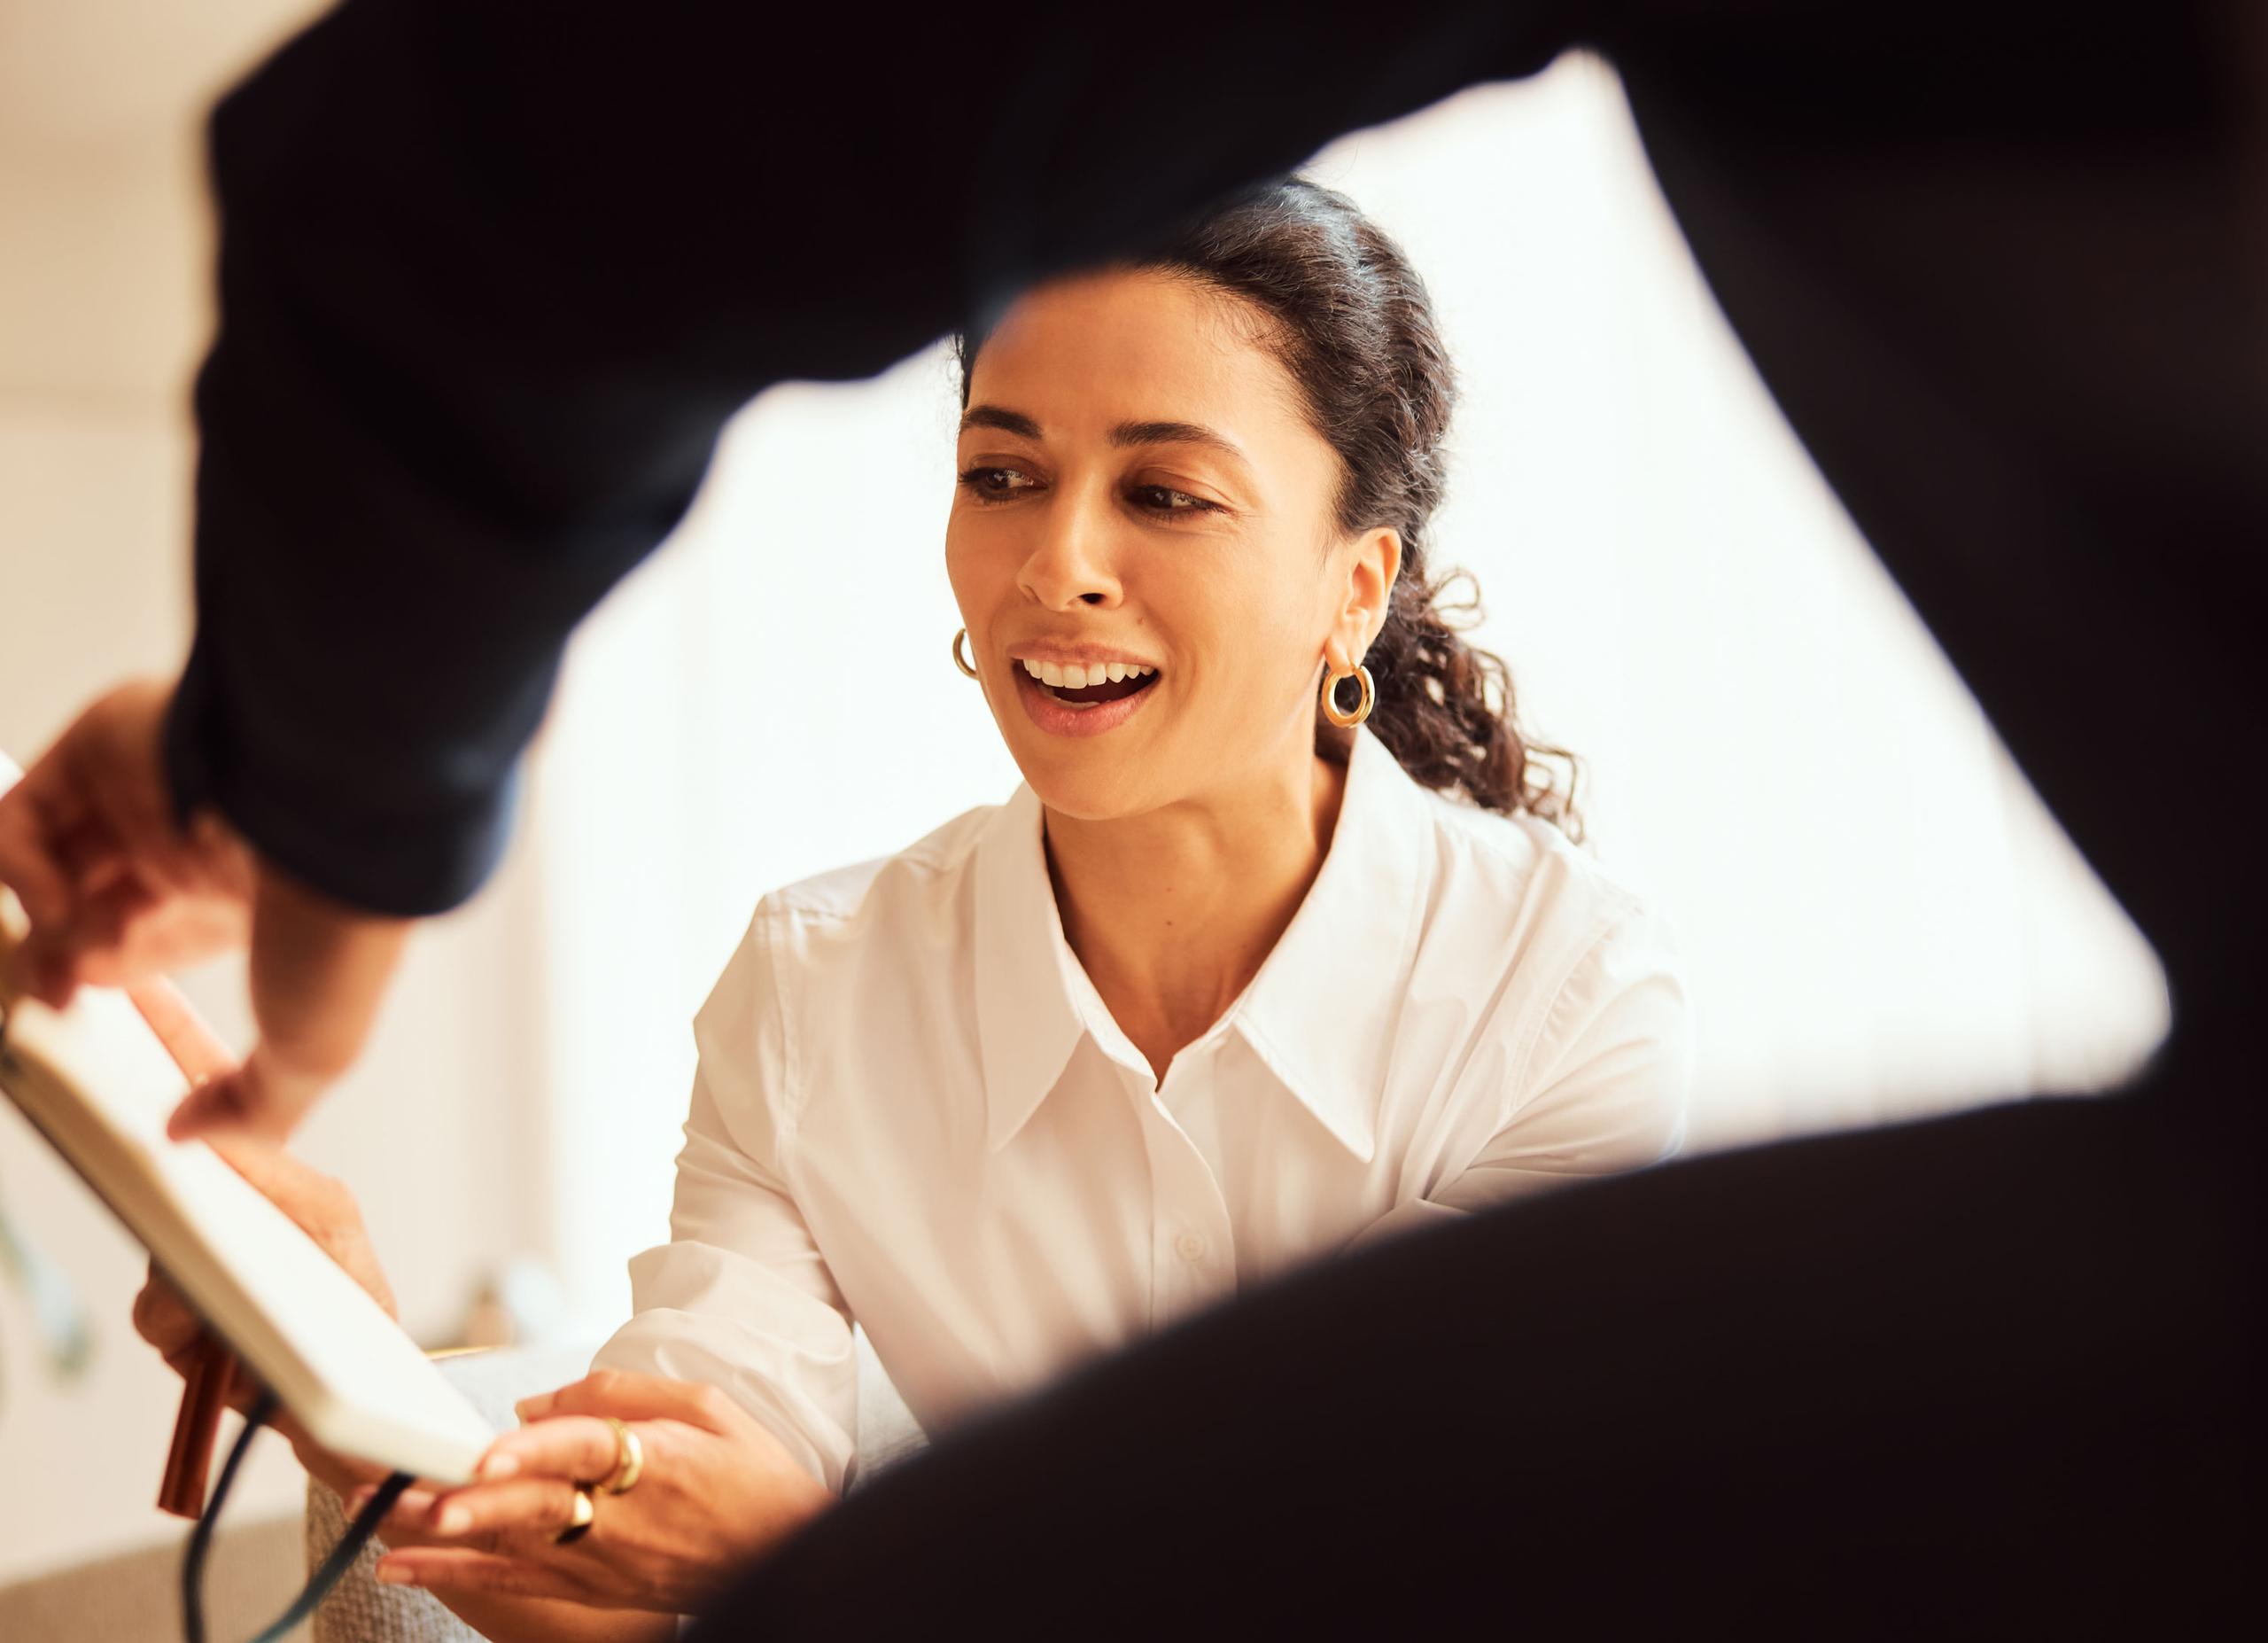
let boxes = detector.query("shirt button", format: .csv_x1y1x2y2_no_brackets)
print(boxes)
1176,1232,1208,1263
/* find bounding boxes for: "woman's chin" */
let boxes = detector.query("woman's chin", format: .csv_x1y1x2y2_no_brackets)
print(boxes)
1030,788,1144,825
992,668,1172,815
1014,754,1159,824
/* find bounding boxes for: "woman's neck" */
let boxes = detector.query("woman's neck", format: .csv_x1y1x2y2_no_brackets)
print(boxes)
1042,742,1349,1087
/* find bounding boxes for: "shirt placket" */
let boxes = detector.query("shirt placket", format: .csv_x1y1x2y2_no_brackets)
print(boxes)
1129,1044,1239,1331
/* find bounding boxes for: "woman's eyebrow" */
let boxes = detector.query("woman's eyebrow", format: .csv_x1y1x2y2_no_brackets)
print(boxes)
957,406,1250,471
958,404,1041,439
1107,419,1249,470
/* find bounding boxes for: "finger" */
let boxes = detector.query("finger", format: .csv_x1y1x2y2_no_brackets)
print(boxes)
53,815,128,892
518,1369,744,1434
0,770,80,931
3,891,89,1009
475,1415,621,1485
352,1481,435,1520
124,977,237,1085
422,1476,589,1540
143,1320,197,1359
21,878,153,1002
55,682,200,894
374,1548,590,1604
92,771,197,895
349,1479,431,1518
377,1521,510,1555
346,1483,502,1544
162,1076,239,1142
82,892,252,989
108,806,258,907
132,1273,202,1356
52,810,252,962
5,934,77,1009
362,1489,487,1552
165,1056,314,1144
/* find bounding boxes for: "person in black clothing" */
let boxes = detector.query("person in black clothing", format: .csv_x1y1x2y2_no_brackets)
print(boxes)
0,2,2260,1632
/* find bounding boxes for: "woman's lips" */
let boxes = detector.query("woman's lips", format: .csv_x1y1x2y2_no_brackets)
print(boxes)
1012,663,1160,739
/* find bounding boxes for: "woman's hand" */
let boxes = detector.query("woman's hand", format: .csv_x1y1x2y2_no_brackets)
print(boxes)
361,1371,835,1613
130,1116,400,1497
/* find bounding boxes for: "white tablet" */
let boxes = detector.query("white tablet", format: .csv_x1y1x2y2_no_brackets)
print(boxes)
0,756,495,1483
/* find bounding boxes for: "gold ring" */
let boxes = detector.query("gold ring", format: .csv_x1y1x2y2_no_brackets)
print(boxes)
599,1416,643,1495
552,1484,594,1546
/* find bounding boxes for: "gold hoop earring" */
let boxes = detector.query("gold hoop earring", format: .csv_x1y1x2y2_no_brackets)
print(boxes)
1322,663,1374,728
951,628,979,680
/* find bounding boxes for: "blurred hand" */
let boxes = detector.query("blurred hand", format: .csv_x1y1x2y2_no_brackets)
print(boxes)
362,1371,835,1611
0,680,253,1001
0,677,410,1141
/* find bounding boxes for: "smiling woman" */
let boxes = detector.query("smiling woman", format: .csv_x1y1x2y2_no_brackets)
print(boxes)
949,180,1580,834
140,178,1693,1642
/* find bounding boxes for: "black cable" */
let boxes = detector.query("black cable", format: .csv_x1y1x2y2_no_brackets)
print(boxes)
181,1390,273,1643
182,1387,416,1643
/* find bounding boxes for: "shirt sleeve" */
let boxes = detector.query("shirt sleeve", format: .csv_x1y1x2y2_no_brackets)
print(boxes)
1349,899,1693,1248
160,1,1566,915
589,906,861,1495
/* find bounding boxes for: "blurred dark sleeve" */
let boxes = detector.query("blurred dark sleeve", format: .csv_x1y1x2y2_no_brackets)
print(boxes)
164,0,1573,915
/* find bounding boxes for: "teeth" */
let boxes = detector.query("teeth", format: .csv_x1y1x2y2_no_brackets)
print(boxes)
1019,658,1158,690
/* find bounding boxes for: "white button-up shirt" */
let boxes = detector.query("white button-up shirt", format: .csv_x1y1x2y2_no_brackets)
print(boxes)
593,728,1691,1493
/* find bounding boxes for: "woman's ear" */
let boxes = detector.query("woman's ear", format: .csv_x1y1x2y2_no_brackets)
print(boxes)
1339,527,1403,659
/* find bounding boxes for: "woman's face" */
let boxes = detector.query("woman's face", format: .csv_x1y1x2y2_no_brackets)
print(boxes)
948,267,1394,822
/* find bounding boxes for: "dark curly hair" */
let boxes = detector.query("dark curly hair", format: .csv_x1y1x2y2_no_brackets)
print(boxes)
955,175,1580,834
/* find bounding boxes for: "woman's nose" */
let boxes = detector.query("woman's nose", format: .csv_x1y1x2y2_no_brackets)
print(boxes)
1016,494,1122,610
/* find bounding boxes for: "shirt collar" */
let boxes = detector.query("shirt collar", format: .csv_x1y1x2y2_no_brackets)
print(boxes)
973,784,1090,1152
973,728,1430,1160
1226,728,1427,1163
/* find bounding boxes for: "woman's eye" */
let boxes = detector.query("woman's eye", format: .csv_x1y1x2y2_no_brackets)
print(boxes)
1131,485,1216,515
957,465,1037,501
